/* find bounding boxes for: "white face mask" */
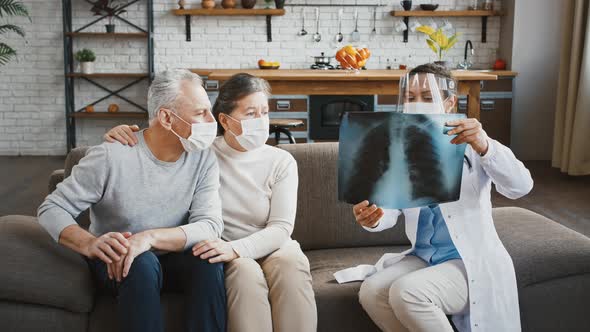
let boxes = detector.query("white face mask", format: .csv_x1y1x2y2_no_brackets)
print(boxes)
403,102,445,114
166,110,218,153
226,115,269,151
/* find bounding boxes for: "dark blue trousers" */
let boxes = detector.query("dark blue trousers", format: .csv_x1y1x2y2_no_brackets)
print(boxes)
87,250,227,332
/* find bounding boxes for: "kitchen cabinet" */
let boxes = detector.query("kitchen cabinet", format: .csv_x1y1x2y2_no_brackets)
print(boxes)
475,77,514,146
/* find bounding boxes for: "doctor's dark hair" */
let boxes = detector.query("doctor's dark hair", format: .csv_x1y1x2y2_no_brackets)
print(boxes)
410,63,452,79
212,73,271,134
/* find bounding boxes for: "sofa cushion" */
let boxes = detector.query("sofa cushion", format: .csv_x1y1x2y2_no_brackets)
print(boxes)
279,143,411,251
64,147,90,178
307,245,409,332
0,215,94,313
48,169,64,194
493,207,590,288
0,300,88,332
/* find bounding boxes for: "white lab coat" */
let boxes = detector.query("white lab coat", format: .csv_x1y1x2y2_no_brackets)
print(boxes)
334,138,534,332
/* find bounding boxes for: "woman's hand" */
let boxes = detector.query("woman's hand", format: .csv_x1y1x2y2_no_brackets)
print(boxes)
446,118,489,155
104,125,140,146
192,239,239,263
353,200,384,228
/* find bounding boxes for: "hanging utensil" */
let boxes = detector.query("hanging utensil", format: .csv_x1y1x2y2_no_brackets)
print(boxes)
351,8,360,42
313,7,321,42
370,6,377,41
336,8,344,43
298,8,307,36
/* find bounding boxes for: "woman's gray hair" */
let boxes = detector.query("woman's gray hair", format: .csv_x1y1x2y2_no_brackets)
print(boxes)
147,69,203,120
212,73,271,134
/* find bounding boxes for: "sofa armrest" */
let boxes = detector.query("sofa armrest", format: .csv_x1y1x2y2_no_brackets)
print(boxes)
494,207,590,288
0,215,95,313
48,169,65,194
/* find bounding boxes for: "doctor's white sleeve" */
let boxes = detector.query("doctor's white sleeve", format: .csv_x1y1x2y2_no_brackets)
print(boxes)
479,137,534,199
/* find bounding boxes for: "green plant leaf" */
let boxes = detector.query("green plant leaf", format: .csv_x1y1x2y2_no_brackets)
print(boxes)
430,29,441,46
90,0,127,17
75,48,96,62
426,39,438,55
0,24,24,37
416,25,435,36
446,35,458,51
440,29,449,48
0,0,31,20
0,42,17,66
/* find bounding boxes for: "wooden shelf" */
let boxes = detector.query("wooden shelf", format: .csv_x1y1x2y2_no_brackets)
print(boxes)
391,10,503,43
391,10,503,17
172,8,285,16
69,112,148,119
66,73,149,78
172,8,285,42
65,32,148,38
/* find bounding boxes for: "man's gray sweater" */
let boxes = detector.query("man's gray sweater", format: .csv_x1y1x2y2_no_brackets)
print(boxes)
38,130,223,250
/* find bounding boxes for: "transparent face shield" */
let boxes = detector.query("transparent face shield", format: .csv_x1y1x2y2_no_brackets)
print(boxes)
397,72,458,114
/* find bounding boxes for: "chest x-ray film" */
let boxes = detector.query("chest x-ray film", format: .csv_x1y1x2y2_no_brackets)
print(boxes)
338,112,467,209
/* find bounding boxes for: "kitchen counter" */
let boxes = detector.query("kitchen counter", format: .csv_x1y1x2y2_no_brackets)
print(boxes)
191,69,517,119
192,69,517,79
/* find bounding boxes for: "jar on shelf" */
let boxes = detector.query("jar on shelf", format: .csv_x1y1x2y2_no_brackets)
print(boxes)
241,0,256,9
201,0,216,9
222,0,236,8
481,0,494,11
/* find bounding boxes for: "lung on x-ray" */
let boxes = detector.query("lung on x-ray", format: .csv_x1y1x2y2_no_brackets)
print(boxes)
338,112,467,209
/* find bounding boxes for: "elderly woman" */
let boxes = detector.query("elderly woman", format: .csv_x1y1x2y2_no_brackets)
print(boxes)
104,73,317,332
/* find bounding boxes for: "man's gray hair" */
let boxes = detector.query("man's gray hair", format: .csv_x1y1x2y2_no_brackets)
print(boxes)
147,69,203,120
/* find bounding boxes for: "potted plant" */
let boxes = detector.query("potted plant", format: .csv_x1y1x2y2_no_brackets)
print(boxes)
274,0,285,9
0,0,31,66
416,25,460,68
90,0,127,33
75,49,96,74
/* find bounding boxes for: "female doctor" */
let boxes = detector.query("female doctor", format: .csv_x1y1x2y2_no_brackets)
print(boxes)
338,64,533,332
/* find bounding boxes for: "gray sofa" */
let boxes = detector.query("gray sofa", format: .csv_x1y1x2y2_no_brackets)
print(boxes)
1,143,590,332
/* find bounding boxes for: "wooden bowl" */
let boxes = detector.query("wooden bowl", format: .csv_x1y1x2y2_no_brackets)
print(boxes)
420,4,439,11
259,65,280,70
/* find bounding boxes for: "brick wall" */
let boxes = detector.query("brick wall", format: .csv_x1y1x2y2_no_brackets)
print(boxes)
0,0,502,155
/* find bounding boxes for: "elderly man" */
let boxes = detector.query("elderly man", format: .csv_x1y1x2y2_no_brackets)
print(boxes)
38,69,226,332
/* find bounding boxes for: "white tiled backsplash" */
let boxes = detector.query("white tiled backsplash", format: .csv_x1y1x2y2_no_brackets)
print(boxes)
0,0,503,155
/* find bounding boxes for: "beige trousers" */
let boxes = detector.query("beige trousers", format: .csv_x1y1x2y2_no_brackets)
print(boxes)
358,255,469,332
225,240,317,332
